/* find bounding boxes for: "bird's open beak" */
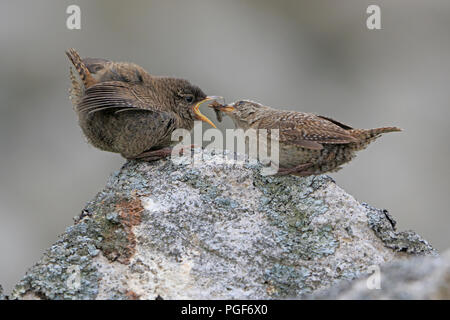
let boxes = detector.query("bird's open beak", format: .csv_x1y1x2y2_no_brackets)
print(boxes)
193,96,220,128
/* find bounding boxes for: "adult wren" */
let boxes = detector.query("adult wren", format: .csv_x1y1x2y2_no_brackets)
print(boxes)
66,48,218,161
211,100,401,176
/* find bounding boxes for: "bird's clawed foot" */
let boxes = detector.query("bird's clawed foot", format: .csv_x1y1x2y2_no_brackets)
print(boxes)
275,163,314,177
130,145,197,162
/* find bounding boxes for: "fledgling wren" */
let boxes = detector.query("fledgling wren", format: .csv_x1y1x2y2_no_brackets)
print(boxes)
66,48,217,161
211,100,401,176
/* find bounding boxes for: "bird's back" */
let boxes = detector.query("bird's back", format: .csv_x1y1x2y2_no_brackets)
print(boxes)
67,48,152,108
250,107,400,148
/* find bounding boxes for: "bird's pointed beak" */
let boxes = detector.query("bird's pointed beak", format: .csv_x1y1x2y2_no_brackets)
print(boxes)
193,96,219,128
208,101,235,113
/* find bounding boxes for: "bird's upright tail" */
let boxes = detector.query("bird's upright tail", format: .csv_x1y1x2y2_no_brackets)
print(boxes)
65,48,96,89
349,126,402,147
361,126,402,136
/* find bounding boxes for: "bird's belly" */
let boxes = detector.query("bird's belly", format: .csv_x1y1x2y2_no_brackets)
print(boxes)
80,111,177,158
278,143,358,174
278,144,320,168
258,138,321,168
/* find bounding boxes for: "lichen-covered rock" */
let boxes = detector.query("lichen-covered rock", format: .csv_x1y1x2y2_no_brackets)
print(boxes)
10,149,435,299
308,250,450,299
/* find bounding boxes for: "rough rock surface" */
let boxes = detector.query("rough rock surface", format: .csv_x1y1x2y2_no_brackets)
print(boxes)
308,250,450,299
9,149,435,299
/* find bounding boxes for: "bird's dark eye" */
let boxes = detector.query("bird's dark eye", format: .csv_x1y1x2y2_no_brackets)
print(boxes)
184,94,194,103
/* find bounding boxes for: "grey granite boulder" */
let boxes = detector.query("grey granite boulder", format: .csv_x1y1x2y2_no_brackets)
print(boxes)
10,149,435,299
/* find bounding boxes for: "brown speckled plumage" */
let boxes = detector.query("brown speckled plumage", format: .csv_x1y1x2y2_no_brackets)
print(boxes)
66,48,215,160
212,100,401,176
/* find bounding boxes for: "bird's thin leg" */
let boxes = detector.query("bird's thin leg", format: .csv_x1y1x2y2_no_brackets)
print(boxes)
131,147,174,162
130,145,197,162
274,163,314,176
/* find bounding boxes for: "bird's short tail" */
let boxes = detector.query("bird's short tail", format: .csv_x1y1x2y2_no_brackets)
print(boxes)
349,126,402,143
365,126,402,136
65,48,96,89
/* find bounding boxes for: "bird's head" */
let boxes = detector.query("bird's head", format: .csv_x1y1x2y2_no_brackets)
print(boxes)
159,78,218,128
82,57,113,82
209,100,269,123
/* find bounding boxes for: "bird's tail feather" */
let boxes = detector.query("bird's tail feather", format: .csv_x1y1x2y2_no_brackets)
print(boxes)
65,48,96,88
350,126,402,142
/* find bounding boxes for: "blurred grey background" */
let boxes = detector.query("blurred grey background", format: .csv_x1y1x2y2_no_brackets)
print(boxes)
1,0,449,293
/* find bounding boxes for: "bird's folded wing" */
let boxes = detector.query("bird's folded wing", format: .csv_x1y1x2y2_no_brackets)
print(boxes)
315,115,354,130
259,112,358,150
77,81,164,115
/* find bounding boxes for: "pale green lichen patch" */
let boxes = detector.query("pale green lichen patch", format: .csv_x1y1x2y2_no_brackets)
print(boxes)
11,219,101,299
264,264,312,297
253,173,338,263
250,173,339,295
